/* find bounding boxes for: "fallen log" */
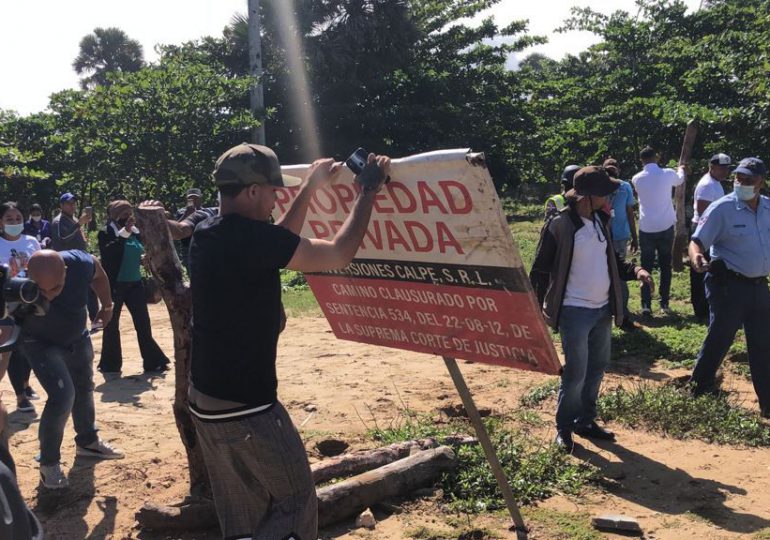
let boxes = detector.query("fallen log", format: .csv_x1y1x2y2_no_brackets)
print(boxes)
317,446,457,528
135,499,217,531
312,436,475,485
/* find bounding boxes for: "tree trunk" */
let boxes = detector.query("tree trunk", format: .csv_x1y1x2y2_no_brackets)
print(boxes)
312,436,475,485
134,206,210,498
673,119,698,271
317,446,458,528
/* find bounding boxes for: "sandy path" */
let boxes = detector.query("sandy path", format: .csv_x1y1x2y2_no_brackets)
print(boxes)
2,304,769,539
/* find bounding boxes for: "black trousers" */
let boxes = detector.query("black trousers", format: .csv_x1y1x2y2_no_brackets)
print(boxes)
7,349,31,397
98,281,170,373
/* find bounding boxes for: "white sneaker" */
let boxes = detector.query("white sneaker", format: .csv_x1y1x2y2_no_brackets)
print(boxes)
40,463,69,489
76,439,125,460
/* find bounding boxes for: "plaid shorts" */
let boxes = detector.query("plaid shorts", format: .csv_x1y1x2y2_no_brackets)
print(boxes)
192,401,316,540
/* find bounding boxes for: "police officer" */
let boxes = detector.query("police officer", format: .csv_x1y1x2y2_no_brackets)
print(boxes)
690,153,731,321
689,157,770,417
544,165,580,221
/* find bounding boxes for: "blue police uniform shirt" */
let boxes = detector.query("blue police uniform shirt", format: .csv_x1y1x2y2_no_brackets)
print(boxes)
693,192,770,278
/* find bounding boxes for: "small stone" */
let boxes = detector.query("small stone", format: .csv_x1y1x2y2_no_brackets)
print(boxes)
355,508,376,530
304,404,317,412
592,514,642,534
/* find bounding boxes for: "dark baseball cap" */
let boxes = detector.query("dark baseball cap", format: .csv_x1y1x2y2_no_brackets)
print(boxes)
60,192,77,203
733,157,767,177
561,165,581,185
602,158,620,177
186,188,202,198
567,166,621,198
709,153,731,166
212,143,302,187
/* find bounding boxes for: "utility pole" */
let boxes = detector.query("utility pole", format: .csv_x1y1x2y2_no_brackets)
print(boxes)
248,0,266,144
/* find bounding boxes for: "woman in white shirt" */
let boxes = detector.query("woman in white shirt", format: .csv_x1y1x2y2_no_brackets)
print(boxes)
0,202,41,413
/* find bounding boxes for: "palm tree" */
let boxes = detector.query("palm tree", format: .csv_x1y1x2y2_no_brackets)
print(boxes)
73,27,145,89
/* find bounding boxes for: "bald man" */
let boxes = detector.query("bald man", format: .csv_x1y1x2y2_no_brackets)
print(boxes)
21,249,124,490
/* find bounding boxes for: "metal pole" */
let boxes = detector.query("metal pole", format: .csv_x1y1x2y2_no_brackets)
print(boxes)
442,356,528,539
248,0,266,144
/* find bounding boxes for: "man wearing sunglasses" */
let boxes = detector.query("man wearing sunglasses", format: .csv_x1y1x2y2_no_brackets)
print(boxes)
689,157,770,417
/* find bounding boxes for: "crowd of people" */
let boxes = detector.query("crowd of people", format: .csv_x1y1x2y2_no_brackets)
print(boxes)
0,141,767,539
0,142,391,539
532,147,770,452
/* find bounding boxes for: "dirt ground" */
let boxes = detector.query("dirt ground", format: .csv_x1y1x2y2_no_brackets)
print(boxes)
3,304,770,539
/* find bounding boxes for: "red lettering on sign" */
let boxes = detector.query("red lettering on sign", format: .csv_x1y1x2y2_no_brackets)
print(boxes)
417,182,449,214
437,222,463,254
388,182,417,213
439,180,472,215
331,184,355,214
404,221,432,252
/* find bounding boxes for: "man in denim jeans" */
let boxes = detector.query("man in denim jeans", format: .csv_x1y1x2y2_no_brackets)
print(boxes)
20,249,124,490
531,167,652,452
631,147,686,317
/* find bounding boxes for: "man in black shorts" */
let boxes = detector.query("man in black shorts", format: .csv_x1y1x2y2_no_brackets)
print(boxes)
176,143,389,540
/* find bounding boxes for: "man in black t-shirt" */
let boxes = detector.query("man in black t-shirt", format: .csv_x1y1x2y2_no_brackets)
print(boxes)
187,143,389,540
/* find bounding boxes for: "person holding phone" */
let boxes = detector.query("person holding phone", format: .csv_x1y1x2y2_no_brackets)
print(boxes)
97,200,170,375
51,193,90,252
185,143,390,540
174,188,217,272
0,202,41,413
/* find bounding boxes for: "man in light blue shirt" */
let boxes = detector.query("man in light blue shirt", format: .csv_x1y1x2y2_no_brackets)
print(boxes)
604,158,638,330
689,157,770,417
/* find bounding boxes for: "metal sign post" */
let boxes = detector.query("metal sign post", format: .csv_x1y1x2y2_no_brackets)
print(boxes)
443,356,528,539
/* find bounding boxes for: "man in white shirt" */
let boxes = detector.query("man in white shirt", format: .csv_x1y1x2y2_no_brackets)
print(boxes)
631,146,686,317
689,153,730,321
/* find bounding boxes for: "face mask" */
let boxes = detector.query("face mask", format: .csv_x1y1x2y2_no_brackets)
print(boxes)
31,215,42,222
3,224,24,237
734,183,757,201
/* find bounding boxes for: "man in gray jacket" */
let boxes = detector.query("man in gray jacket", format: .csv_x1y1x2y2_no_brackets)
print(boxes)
530,166,653,452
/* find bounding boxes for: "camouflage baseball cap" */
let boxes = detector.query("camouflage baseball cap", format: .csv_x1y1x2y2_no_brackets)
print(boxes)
212,143,302,187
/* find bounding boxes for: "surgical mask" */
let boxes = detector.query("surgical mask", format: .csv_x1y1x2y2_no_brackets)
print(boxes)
734,183,757,201
31,215,42,222
3,224,24,237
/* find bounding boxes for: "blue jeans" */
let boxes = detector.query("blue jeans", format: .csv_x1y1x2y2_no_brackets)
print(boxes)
20,335,98,465
612,239,630,320
639,226,674,309
556,305,612,432
691,273,770,409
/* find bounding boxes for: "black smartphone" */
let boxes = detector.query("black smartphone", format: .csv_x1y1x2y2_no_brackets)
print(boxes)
345,147,369,175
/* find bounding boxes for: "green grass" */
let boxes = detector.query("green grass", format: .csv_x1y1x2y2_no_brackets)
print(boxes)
522,508,601,540
282,288,321,317
370,413,594,512
519,379,560,408
598,384,770,446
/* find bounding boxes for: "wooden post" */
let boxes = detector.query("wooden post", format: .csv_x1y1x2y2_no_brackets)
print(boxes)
248,0,266,145
673,119,698,271
134,206,211,499
442,357,528,539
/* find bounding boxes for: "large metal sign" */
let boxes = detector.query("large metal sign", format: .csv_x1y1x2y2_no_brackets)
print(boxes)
276,149,560,375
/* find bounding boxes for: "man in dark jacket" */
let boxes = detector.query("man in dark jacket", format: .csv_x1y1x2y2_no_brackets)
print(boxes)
530,166,653,452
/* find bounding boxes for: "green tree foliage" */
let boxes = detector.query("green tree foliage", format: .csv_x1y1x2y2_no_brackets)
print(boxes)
73,27,146,90
520,0,770,182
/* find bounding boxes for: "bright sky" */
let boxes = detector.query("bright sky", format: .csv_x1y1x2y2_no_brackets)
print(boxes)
0,0,700,116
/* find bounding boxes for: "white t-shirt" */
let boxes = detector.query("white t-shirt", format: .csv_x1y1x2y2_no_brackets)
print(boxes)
562,216,611,309
631,163,686,233
0,235,41,277
692,173,725,225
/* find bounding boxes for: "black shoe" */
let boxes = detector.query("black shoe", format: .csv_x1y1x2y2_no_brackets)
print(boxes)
554,431,574,453
144,363,169,375
574,421,616,441
620,318,637,332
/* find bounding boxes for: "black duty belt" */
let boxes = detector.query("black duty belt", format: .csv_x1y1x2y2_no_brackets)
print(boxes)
726,269,768,284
